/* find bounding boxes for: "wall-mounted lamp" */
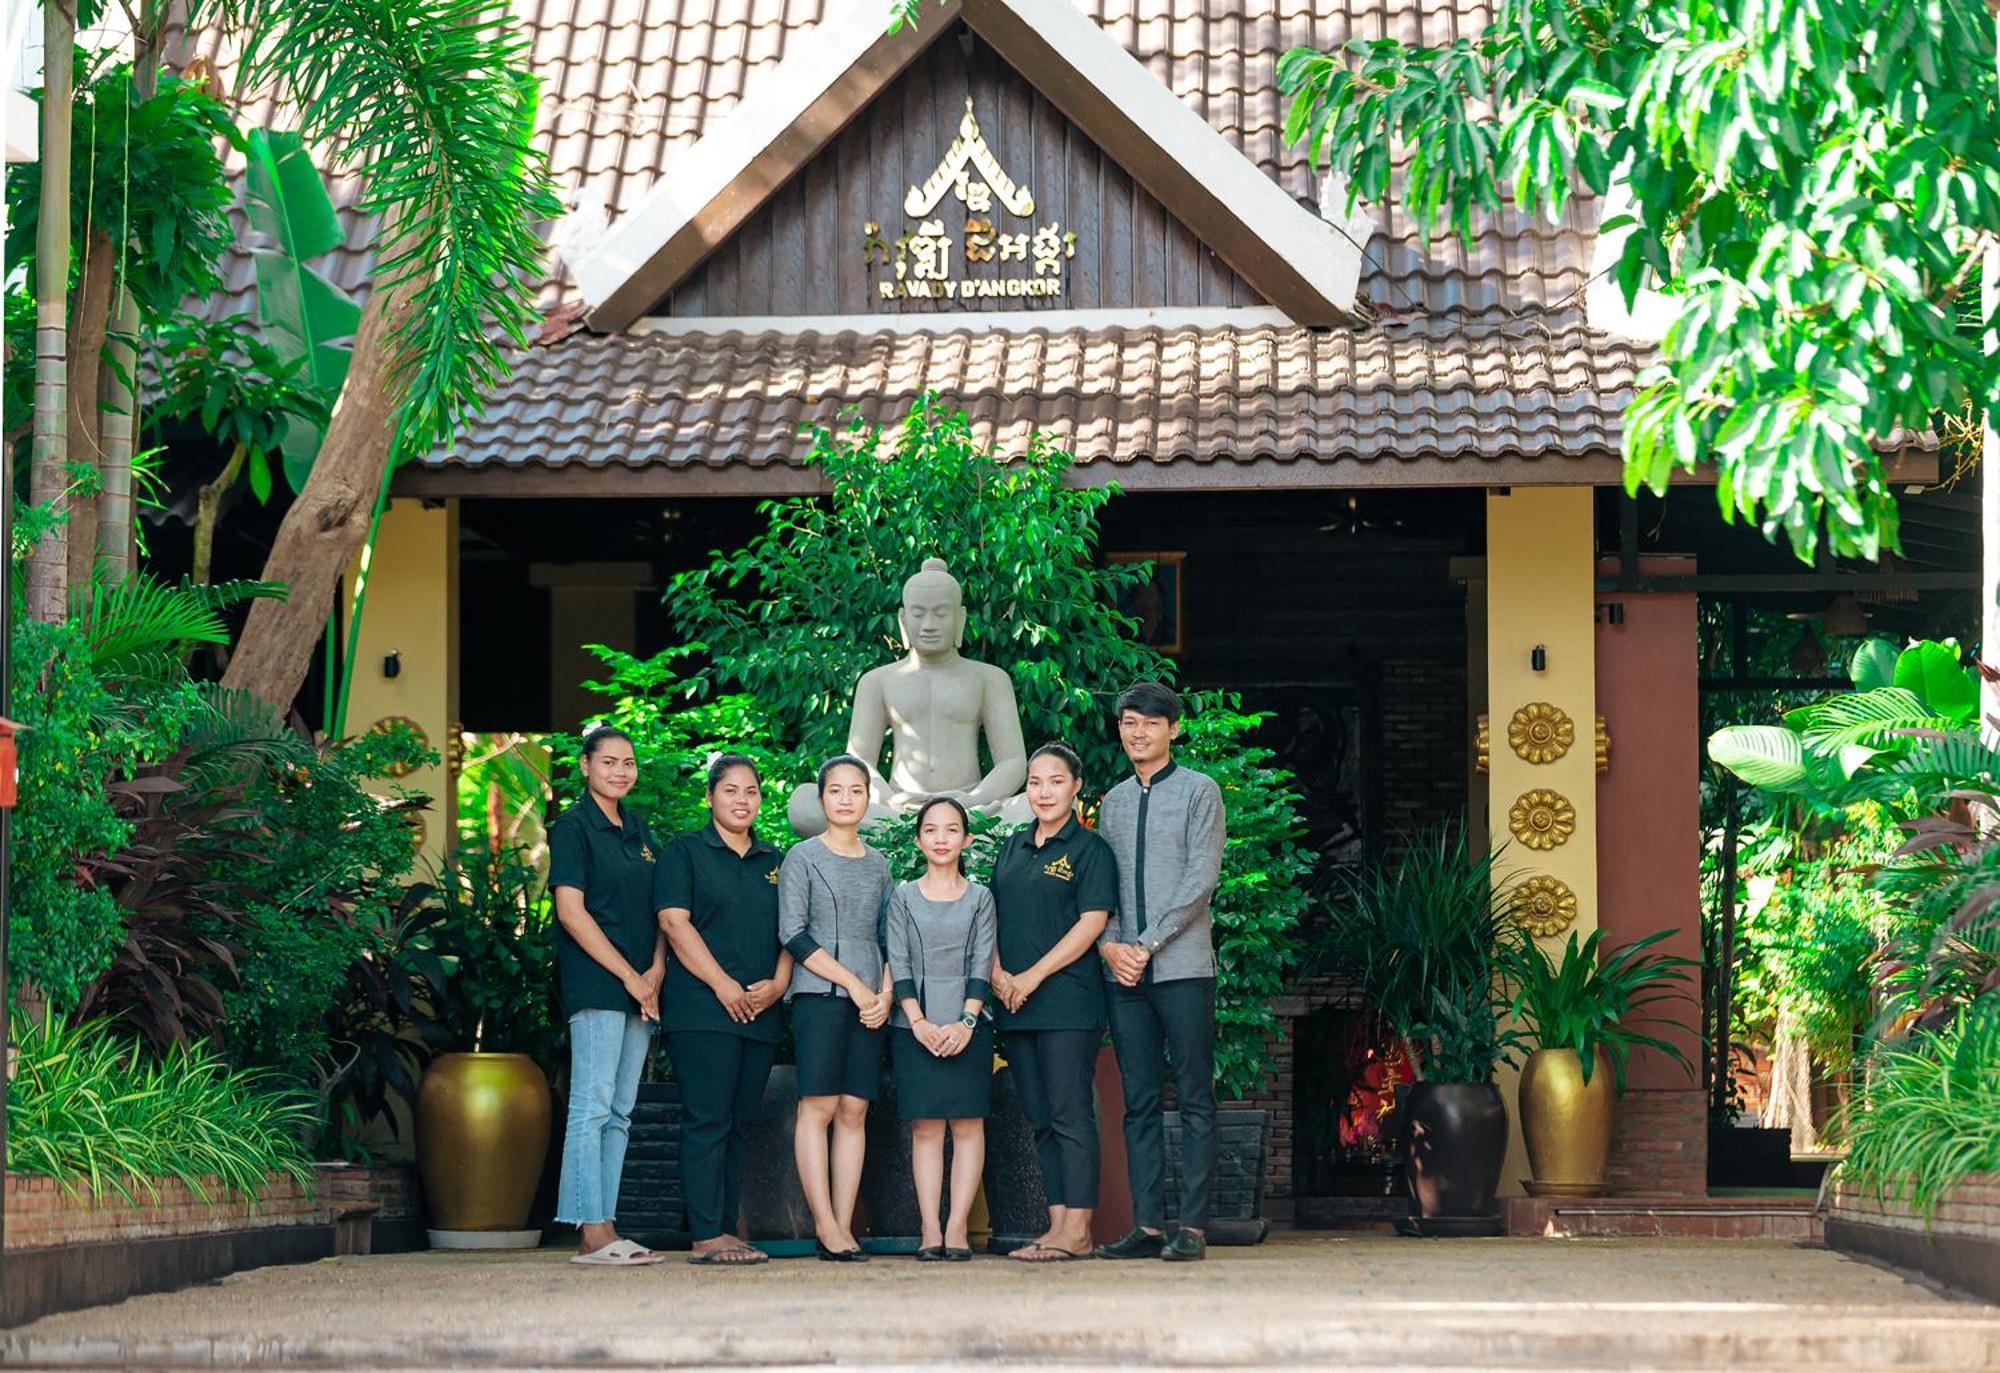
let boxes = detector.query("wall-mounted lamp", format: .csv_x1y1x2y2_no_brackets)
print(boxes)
1530,645,1548,672
383,650,402,680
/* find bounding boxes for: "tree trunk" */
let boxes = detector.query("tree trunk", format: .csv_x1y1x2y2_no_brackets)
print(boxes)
95,0,171,585
221,269,415,711
1765,1011,1818,1154
191,441,247,586
65,226,116,594
27,0,77,623
1982,242,1997,808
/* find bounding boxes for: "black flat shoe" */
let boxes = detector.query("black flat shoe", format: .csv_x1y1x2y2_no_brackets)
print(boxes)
915,1245,947,1262
1093,1227,1165,1260
1161,1228,1208,1262
943,1246,972,1262
815,1240,868,1262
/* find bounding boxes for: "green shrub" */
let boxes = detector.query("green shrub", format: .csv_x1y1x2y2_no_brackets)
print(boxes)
5,1013,314,1202
1838,1004,2000,1221
570,401,1310,1099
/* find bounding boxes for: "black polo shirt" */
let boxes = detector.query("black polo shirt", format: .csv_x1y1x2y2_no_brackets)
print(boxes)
990,814,1118,1031
548,797,660,1016
653,825,785,1042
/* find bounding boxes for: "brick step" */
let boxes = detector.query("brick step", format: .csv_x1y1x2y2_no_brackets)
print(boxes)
1508,1194,1824,1240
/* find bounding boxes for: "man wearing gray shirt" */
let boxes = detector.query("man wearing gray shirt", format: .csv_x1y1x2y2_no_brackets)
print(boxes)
1094,682,1226,1262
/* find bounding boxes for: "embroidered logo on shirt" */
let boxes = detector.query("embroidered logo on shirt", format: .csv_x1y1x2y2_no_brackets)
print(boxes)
640,843,656,862
766,868,781,885
1042,855,1075,881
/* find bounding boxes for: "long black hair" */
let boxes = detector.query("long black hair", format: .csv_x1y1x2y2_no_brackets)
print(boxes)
914,794,972,875
1028,740,1084,781
706,752,762,793
817,753,869,794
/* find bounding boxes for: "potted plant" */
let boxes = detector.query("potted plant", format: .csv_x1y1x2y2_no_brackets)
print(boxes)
413,846,560,1247
1315,824,1525,1233
1501,927,1696,1197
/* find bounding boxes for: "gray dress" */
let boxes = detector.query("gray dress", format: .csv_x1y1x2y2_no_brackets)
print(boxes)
885,880,997,1120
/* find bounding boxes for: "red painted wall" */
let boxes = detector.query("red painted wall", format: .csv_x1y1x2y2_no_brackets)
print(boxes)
1594,559,1703,1093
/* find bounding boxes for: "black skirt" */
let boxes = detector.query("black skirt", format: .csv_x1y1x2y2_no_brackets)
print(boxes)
891,1019,995,1120
790,993,886,1100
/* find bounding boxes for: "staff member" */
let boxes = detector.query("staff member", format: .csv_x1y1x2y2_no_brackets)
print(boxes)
1095,682,1226,1264
549,725,667,1267
990,741,1116,1263
655,754,792,1266
779,755,894,1262
886,795,997,1262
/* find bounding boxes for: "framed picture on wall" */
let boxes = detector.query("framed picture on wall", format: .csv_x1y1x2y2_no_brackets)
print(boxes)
1108,551,1186,655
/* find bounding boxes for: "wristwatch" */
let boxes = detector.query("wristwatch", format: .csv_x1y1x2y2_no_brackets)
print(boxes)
958,1010,979,1029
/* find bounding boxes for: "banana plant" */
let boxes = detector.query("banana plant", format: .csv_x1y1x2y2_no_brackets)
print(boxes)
1709,639,1999,810
243,127,359,488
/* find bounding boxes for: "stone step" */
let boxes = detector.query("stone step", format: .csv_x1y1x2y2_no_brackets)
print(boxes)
9,1306,1999,1370
1506,1195,1825,1240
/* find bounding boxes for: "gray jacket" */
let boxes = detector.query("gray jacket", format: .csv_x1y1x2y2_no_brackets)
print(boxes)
1096,762,1226,982
777,837,893,1000
885,880,997,1027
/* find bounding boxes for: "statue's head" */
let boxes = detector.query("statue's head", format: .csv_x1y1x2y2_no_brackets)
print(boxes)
900,557,967,657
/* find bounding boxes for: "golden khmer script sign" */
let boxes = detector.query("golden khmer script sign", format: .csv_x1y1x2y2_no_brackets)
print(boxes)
864,97,1077,302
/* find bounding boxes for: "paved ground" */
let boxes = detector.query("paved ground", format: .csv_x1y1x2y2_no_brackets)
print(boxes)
6,1235,1998,1370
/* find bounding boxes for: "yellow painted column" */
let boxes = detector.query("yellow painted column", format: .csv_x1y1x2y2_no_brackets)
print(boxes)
1485,486,1599,1197
345,498,459,871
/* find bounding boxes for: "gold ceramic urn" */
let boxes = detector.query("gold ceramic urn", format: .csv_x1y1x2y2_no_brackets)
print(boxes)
415,1052,552,1238
1518,1048,1615,1197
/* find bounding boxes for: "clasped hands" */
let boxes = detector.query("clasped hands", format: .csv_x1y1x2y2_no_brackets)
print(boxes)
709,976,785,1024
912,1016,975,1057
990,967,1044,1014
624,965,665,1020
1100,942,1151,987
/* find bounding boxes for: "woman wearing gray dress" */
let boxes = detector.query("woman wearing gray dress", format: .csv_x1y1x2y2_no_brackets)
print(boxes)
886,795,997,1261
779,755,894,1262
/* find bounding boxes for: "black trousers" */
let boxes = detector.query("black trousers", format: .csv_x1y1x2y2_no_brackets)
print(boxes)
666,1031,778,1242
1106,976,1216,1230
1005,1028,1101,1209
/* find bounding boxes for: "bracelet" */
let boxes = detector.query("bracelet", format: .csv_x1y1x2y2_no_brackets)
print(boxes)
958,1010,979,1029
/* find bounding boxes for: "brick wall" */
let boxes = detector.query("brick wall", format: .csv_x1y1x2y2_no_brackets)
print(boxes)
1159,1109,1269,1224
616,1084,686,1238
3,1172,319,1251
1604,1090,1707,1197
1830,1172,2000,1240
317,1163,421,1225
1376,655,1469,843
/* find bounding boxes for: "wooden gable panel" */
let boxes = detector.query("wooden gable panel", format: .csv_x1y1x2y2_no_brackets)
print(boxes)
658,28,1263,317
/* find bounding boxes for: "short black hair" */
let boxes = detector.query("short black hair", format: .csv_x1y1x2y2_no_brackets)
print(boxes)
580,725,635,759
816,753,870,795
706,753,761,793
1027,740,1084,781
1115,681,1183,724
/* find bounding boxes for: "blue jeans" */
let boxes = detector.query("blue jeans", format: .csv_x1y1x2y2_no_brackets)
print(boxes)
555,1009,651,1225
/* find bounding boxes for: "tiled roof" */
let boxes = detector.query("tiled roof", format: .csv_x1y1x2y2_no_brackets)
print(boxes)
435,320,1644,475
186,0,1595,326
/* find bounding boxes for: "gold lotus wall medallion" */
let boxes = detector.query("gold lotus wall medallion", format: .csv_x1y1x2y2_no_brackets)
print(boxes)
1509,702,1574,764
1475,713,1490,774
1514,875,1579,937
368,716,428,778
1509,788,1577,851
1595,714,1611,774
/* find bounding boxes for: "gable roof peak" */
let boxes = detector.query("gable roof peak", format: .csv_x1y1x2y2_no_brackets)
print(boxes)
562,0,1363,330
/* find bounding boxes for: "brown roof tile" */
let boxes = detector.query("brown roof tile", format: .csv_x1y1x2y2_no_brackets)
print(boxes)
437,320,1644,474
185,0,1594,326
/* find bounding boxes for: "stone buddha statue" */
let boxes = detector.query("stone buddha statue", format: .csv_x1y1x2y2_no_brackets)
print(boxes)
787,558,1031,837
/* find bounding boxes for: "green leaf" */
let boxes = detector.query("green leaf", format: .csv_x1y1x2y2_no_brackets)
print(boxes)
250,249,359,393
247,447,274,504
1892,641,1978,722
243,129,345,260
1849,639,1899,689
1708,725,1809,792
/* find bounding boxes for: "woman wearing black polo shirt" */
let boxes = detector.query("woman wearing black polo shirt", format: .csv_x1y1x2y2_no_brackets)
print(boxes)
548,726,667,1266
991,741,1118,1263
655,754,792,1266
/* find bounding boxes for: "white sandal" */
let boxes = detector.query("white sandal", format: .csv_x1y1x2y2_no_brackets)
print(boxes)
570,1237,667,1266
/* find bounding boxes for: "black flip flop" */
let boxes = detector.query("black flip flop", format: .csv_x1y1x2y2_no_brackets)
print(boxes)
1010,1244,1088,1263
688,1244,768,1266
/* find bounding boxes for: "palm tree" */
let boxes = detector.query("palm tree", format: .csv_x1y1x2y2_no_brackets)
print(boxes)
212,0,560,713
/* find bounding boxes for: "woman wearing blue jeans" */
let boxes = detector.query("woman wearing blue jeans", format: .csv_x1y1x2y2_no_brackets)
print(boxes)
548,726,668,1266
